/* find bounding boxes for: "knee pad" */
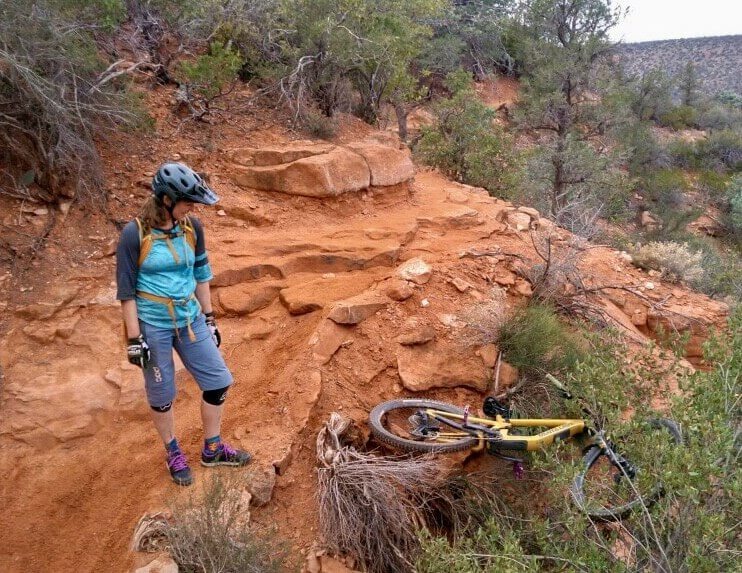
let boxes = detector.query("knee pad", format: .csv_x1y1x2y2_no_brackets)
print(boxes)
202,386,229,406
150,401,172,413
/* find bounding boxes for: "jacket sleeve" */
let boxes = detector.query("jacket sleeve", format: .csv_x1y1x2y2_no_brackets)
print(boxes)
190,217,214,283
116,221,140,300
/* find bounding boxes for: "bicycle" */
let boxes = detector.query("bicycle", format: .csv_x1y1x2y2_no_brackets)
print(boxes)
368,375,683,521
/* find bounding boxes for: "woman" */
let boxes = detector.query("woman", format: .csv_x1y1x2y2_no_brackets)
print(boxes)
116,162,251,486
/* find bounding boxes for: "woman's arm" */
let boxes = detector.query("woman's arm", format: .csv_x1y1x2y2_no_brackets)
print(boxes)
195,281,213,315
121,299,140,339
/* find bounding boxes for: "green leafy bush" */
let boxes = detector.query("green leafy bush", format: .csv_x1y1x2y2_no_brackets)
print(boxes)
668,139,700,170
659,104,698,130
176,41,242,118
497,303,583,377
615,120,663,175
0,1,134,200
416,72,519,196
640,168,686,202
420,308,742,573
697,128,742,172
716,90,742,109
725,173,742,240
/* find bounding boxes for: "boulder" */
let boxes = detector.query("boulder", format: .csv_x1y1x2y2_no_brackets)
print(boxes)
386,279,414,301
233,147,370,197
327,293,389,325
640,210,660,231
417,207,484,231
279,287,323,315
223,205,274,227
346,142,415,186
218,282,283,316
396,342,489,392
244,466,277,506
310,320,354,364
134,557,178,573
253,143,335,166
396,257,432,285
242,317,276,340
397,325,436,346
505,210,532,231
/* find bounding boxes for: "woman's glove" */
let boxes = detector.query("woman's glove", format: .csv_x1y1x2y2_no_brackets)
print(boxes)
127,335,151,369
205,312,221,347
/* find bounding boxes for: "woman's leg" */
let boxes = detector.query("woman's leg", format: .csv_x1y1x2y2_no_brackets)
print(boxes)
175,314,251,467
150,408,176,445
201,399,223,440
141,321,192,485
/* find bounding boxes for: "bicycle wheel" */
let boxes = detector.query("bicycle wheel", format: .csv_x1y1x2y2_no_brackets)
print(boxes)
369,399,479,453
571,418,683,521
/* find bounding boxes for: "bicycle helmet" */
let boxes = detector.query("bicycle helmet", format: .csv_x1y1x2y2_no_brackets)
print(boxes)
152,162,219,206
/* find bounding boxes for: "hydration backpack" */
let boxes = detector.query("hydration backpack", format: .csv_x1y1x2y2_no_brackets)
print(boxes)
134,215,197,266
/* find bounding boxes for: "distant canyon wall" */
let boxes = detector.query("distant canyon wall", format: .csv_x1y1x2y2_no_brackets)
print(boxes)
616,35,742,98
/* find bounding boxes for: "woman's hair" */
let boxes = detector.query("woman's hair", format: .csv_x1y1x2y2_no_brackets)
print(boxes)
138,196,169,229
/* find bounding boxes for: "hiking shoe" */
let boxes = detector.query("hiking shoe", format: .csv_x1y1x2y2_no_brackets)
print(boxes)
201,442,252,467
167,449,193,486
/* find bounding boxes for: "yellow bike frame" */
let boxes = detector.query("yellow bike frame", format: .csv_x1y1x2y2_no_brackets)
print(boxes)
424,409,586,452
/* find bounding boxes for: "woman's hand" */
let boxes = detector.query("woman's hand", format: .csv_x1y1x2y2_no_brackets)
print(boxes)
127,335,151,369
205,312,221,347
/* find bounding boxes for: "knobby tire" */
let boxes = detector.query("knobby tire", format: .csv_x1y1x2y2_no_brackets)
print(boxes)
571,418,683,521
369,399,479,453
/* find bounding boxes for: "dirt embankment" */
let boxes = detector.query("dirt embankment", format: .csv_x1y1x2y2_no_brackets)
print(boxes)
0,88,729,572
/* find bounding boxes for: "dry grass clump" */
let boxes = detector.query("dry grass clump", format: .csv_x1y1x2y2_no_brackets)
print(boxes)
631,241,704,283
316,413,502,573
165,475,285,573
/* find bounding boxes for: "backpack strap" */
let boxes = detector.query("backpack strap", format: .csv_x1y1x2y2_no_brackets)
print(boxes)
135,218,153,267
135,216,197,267
181,215,197,251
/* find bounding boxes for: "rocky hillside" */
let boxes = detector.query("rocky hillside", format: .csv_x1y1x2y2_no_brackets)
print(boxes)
0,104,730,571
617,35,742,97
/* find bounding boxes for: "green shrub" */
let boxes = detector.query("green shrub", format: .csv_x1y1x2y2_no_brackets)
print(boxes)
697,102,742,131
659,104,698,130
697,128,742,172
696,169,729,201
716,90,742,109
420,309,742,573
615,120,663,175
301,110,338,139
416,73,519,197
0,1,135,200
176,41,242,118
497,304,583,377
668,139,700,169
640,168,688,206
725,173,742,240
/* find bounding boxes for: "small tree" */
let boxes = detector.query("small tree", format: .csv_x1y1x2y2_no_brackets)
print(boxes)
416,72,518,196
279,0,445,123
630,69,674,122
176,41,242,121
678,60,700,108
514,0,629,233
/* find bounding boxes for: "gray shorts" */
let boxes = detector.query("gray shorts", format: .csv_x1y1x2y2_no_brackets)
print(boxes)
140,314,233,408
